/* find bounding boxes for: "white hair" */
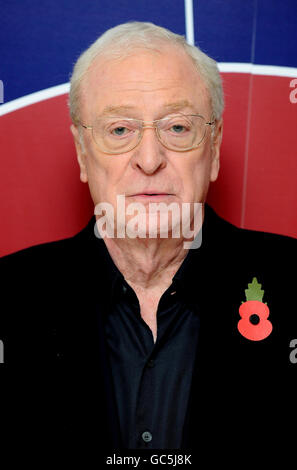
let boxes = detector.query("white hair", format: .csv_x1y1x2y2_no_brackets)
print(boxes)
69,21,224,124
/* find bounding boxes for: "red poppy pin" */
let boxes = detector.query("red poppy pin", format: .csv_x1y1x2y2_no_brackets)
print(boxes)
237,277,273,341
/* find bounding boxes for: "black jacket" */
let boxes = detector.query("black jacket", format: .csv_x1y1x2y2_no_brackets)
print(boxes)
1,205,296,466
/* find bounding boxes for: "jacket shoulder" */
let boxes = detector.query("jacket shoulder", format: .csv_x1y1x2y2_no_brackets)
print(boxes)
206,205,296,257
0,218,96,268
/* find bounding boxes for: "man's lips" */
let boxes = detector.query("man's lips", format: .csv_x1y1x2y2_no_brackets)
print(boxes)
129,192,174,197
128,193,174,200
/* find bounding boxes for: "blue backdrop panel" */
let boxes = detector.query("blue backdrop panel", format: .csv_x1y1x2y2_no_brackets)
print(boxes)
0,0,185,103
194,0,256,63
255,0,297,67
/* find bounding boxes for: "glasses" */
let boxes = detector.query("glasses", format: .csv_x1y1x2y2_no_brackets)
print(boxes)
76,114,215,154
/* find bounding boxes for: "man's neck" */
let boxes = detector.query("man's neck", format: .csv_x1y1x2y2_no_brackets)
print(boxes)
103,236,188,293
103,237,190,342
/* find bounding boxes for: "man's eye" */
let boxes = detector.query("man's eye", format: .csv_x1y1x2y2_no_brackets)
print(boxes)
111,126,129,136
170,124,187,133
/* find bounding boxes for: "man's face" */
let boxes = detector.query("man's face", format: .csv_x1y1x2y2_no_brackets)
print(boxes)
71,44,222,234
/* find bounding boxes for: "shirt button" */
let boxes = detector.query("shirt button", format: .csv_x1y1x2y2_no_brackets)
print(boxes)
122,284,127,294
142,431,152,443
147,359,155,368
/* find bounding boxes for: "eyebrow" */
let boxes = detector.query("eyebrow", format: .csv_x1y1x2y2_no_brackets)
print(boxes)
101,105,136,116
163,100,197,112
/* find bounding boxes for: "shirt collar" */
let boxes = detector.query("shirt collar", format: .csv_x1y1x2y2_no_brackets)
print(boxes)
81,204,216,306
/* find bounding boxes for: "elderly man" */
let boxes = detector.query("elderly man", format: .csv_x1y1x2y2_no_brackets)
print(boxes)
1,22,296,465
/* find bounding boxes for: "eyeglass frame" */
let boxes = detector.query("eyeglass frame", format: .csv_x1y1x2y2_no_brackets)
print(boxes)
74,113,216,155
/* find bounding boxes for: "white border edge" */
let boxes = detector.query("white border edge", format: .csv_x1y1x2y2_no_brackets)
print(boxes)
218,62,297,77
0,83,70,117
1,64,297,117
184,0,195,46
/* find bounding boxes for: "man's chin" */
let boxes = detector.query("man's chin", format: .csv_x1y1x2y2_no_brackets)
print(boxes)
116,218,182,240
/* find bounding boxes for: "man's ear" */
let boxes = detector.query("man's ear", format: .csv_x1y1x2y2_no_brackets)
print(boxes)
210,118,223,183
70,124,88,183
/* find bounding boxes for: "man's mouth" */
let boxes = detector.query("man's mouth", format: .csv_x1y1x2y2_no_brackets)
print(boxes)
130,194,174,200
130,192,174,197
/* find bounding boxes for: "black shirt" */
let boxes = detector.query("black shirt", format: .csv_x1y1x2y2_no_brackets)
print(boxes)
104,251,200,449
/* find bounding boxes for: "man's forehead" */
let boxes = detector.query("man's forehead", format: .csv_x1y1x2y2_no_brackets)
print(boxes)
100,100,198,116
80,48,210,117
85,46,205,88
88,79,193,96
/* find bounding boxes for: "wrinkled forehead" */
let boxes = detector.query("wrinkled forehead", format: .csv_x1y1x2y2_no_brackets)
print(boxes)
79,45,211,120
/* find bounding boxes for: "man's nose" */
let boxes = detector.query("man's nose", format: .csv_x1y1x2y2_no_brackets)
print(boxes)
130,126,167,175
